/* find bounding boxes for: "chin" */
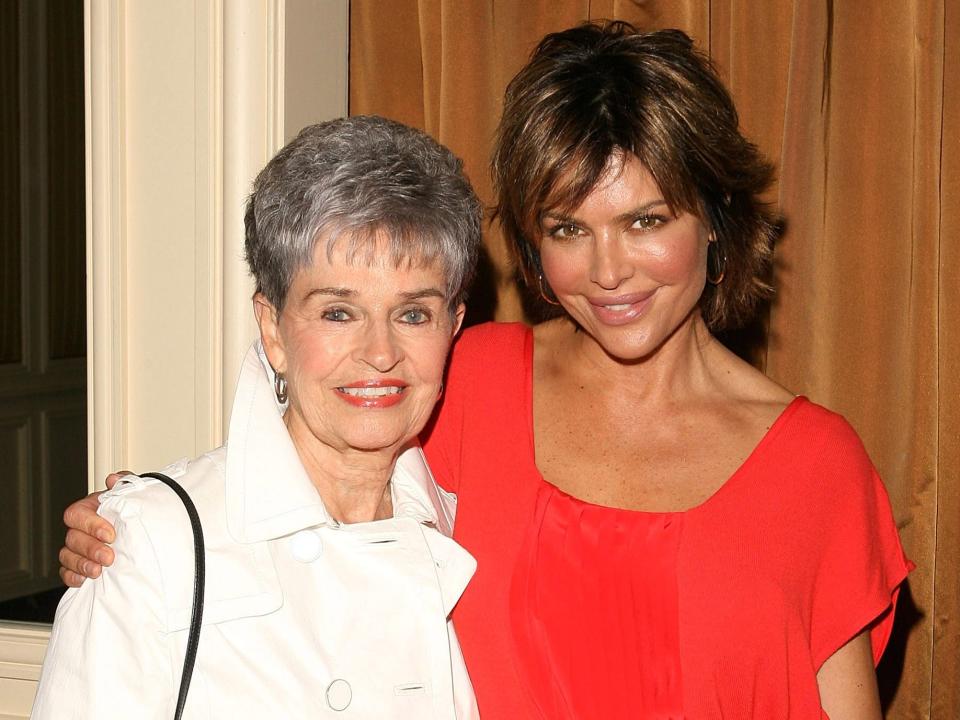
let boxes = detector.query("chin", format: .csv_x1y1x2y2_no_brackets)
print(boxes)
577,322,657,360
337,428,407,452
600,337,663,363
585,305,700,361
342,440,407,454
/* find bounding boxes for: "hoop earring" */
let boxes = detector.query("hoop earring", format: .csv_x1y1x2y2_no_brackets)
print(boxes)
707,238,726,285
274,372,288,404
538,273,561,306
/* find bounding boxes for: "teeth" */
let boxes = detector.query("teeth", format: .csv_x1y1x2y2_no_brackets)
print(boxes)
340,386,403,397
604,304,631,311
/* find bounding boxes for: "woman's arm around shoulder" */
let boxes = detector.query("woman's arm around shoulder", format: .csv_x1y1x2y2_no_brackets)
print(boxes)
59,472,132,584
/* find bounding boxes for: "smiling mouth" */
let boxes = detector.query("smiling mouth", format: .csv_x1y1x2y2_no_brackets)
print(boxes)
335,381,409,408
338,386,405,397
588,291,658,325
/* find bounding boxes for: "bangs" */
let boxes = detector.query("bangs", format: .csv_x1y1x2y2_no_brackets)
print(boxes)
321,221,447,274
524,122,615,239
526,92,705,238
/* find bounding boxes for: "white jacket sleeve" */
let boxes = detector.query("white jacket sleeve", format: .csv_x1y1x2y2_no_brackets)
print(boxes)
31,494,176,719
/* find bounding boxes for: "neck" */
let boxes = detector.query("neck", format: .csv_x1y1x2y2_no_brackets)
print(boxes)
283,411,399,524
565,310,722,404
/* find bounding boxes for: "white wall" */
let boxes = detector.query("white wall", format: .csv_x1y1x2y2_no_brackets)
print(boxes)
0,1,348,716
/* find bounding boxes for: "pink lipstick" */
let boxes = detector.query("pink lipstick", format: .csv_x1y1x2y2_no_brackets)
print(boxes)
587,290,657,325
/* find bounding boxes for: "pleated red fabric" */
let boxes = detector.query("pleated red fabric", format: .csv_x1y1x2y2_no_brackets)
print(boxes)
510,480,684,719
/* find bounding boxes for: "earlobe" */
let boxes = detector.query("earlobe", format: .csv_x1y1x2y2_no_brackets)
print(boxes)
253,293,286,372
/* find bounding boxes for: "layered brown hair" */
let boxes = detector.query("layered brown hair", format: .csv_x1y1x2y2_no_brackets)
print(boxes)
492,21,779,330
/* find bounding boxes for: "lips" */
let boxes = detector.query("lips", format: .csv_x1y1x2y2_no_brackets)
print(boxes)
335,379,408,408
588,290,657,325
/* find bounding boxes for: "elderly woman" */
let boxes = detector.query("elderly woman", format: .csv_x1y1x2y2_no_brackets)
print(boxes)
61,22,911,720
35,116,481,719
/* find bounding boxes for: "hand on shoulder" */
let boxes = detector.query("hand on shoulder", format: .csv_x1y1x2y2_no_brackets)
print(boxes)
59,470,135,586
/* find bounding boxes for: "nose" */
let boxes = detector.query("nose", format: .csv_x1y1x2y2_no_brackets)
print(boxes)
589,232,634,290
355,320,403,372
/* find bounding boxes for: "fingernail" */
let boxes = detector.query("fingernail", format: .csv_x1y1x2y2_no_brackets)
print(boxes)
95,551,107,565
96,529,110,542
81,561,91,577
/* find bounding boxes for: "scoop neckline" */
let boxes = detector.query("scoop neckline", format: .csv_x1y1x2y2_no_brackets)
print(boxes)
521,325,807,517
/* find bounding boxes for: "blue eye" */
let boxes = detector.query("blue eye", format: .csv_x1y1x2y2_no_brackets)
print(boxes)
322,308,351,322
401,308,430,324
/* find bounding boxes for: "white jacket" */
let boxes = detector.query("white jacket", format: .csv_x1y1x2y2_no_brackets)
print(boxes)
32,343,479,719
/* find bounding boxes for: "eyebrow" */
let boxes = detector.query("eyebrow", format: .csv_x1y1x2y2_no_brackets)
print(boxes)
542,199,670,225
398,288,447,302
303,287,446,302
305,287,355,300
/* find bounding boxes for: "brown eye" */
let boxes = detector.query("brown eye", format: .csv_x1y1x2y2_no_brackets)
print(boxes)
633,215,665,231
552,223,584,238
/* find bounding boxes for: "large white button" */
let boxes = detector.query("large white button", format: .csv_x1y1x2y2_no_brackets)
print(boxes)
289,530,323,563
326,679,352,711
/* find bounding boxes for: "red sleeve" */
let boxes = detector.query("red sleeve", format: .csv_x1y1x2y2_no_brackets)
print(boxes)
807,415,913,669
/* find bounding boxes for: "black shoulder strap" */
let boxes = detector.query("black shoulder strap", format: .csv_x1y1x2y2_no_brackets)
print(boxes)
140,471,205,720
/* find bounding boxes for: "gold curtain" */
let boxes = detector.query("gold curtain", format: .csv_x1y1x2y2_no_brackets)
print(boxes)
350,1,959,716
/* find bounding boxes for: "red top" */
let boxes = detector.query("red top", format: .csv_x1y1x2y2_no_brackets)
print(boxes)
422,322,912,719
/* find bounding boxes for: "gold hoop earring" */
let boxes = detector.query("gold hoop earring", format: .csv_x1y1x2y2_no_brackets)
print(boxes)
538,273,561,306
707,238,726,285
274,372,288,404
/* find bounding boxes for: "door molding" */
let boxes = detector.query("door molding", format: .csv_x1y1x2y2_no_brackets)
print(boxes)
86,0,127,489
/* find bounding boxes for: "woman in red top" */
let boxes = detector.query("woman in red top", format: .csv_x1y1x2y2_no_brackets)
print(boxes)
61,22,909,719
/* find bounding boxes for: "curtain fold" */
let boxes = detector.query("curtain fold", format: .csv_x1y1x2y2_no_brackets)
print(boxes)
349,1,959,715
933,3,960,716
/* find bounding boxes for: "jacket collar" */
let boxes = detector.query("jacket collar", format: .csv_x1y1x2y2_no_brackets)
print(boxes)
225,341,455,544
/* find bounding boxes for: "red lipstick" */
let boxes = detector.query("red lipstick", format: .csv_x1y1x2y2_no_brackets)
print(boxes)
335,379,408,408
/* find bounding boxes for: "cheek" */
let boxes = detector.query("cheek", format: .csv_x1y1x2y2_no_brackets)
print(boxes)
540,245,589,291
283,334,342,391
642,234,707,285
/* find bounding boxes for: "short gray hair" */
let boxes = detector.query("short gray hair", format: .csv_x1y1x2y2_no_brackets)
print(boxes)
245,116,482,311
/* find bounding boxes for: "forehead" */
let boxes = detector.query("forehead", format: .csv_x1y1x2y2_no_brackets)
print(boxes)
295,231,447,288
590,154,660,198
547,153,663,216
